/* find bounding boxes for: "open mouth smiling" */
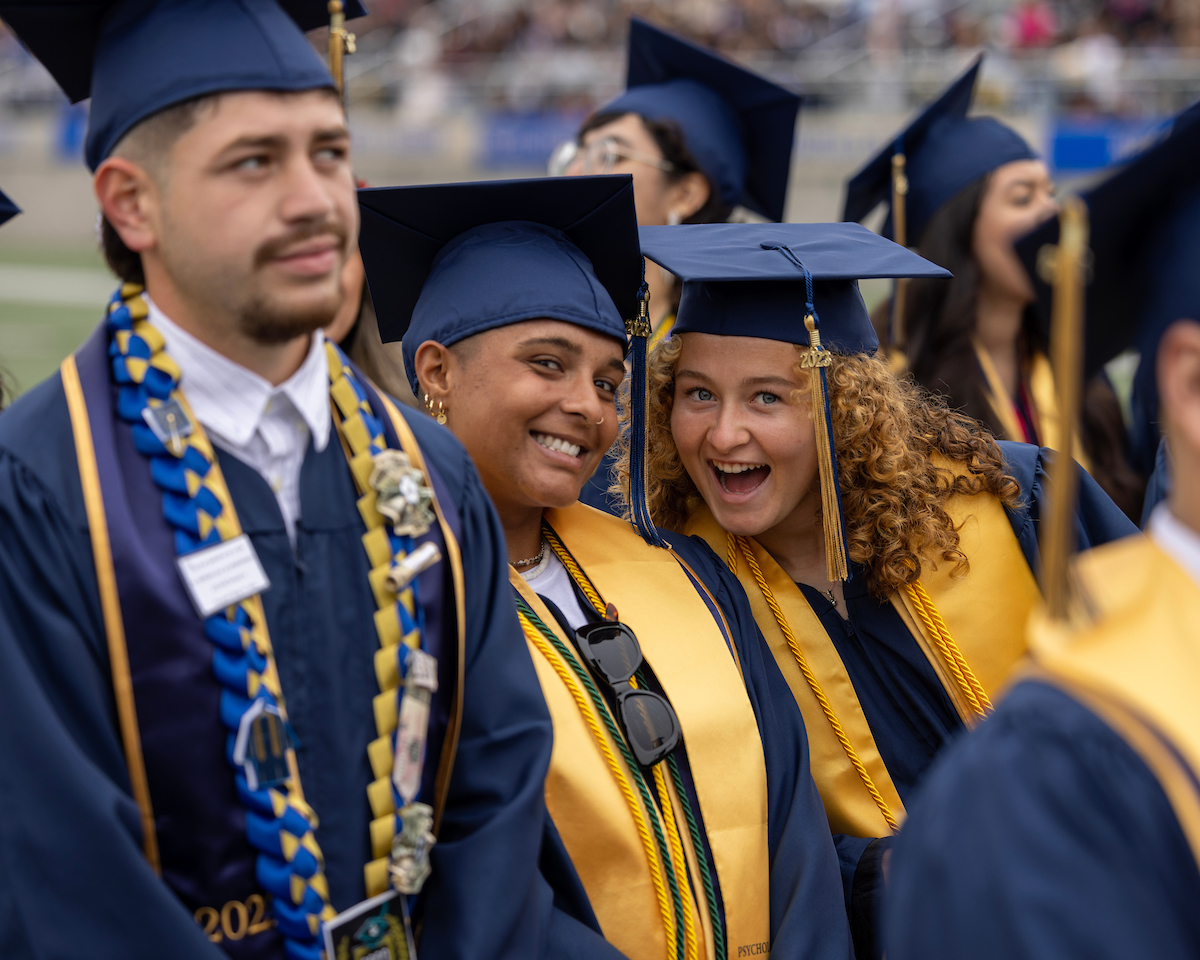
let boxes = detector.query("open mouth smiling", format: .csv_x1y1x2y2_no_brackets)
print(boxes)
533,431,587,462
710,459,771,496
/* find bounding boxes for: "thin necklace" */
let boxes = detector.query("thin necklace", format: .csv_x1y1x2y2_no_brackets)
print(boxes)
512,540,547,569
824,589,837,607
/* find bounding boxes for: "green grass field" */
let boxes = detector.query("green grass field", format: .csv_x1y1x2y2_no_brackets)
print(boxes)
0,244,113,399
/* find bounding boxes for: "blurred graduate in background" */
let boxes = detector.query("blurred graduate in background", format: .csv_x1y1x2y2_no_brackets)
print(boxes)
550,18,801,514
886,98,1200,960
359,174,854,960
627,220,1135,959
844,57,1145,521
0,188,19,414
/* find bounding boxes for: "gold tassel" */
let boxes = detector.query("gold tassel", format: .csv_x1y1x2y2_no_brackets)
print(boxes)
890,151,910,350
802,313,849,583
1036,195,1089,620
327,1,357,98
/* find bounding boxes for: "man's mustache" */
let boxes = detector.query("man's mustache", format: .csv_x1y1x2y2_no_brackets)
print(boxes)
255,221,350,268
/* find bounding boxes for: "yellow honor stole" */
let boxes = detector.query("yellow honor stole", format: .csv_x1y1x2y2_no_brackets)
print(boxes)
687,457,1039,837
973,341,1091,471
1028,535,1200,868
889,344,1089,470
511,503,769,960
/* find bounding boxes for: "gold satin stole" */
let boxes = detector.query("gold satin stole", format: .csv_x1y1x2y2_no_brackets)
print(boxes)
513,502,770,960
1028,535,1200,868
889,342,1090,470
973,340,1091,471
687,457,1039,837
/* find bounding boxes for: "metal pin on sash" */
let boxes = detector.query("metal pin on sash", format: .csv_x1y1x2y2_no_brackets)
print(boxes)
142,398,194,458
390,649,438,895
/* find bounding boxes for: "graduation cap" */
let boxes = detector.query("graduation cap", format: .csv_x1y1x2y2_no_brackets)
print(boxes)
1016,104,1200,384
0,0,367,171
598,17,801,222
640,221,949,354
356,175,643,396
638,221,950,576
842,55,1037,247
0,189,20,228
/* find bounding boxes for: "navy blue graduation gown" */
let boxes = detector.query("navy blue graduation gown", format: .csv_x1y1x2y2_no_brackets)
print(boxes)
788,442,1135,955
885,679,1200,960
0,367,554,960
801,442,1137,809
1141,437,1170,527
578,446,622,517
534,529,854,960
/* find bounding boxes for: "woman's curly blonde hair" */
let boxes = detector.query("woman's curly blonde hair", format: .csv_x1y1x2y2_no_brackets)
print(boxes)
614,334,1022,600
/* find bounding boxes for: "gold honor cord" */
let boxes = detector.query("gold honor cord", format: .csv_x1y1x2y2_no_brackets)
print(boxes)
1038,196,1090,620
903,582,992,718
890,151,910,350
729,534,995,829
541,526,713,960
62,354,161,873
728,534,899,833
516,605,681,960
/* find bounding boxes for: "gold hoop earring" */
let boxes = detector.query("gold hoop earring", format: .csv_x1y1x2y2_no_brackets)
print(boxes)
595,417,605,425
423,393,447,425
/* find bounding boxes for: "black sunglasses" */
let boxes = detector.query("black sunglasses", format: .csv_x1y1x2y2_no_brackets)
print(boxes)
575,620,682,768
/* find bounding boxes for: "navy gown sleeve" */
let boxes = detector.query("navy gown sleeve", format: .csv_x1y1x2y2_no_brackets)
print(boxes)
999,441,1137,572
669,532,854,960
388,411,557,960
0,378,223,960
885,680,1200,960
577,447,622,517
1140,438,1170,528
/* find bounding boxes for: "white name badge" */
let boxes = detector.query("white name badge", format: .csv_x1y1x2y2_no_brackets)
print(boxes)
176,534,271,618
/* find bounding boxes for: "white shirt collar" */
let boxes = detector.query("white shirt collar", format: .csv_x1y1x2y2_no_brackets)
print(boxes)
146,297,330,454
1148,502,1200,589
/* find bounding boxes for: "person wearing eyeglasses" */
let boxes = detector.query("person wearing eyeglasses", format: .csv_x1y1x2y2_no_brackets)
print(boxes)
550,18,800,515
358,175,853,960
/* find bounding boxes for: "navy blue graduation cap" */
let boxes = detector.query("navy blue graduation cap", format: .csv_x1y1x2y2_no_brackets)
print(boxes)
599,17,801,222
0,189,20,228
842,56,1036,246
638,221,949,577
355,176,643,396
0,0,367,171
1015,102,1200,383
639,221,950,352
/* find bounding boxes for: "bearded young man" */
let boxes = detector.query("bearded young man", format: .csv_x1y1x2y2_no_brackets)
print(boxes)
0,2,552,959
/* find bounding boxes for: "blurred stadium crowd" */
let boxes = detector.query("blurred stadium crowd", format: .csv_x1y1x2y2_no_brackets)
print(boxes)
360,0,1188,57
3,0,1200,120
